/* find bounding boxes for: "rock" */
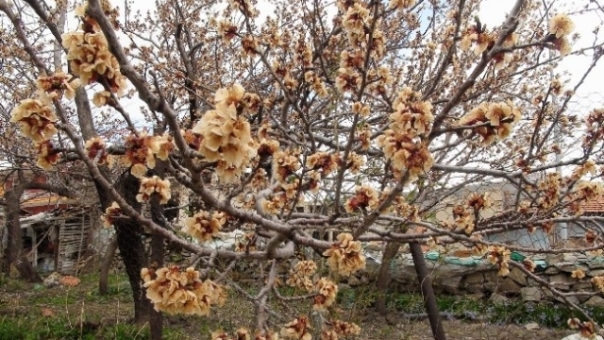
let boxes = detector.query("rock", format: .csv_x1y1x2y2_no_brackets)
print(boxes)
550,294,579,305
489,293,509,306
587,258,604,270
554,262,580,273
573,281,594,291
524,322,539,330
560,334,604,340
462,272,487,293
435,275,463,295
589,269,604,277
549,274,573,290
544,266,561,275
507,267,527,286
521,287,542,301
43,272,61,288
584,295,604,308
563,254,580,262
494,277,523,294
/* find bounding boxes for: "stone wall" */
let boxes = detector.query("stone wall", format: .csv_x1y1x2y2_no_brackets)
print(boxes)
345,251,604,307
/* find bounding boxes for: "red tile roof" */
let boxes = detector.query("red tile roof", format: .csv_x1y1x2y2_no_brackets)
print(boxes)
582,196,604,213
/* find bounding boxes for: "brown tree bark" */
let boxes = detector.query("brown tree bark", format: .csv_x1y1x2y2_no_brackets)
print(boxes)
1,175,68,282
113,171,150,324
2,183,41,282
409,242,446,340
374,241,401,315
99,235,118,295
148,154,166,340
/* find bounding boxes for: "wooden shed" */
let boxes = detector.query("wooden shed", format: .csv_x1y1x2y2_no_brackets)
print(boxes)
20,206,98,275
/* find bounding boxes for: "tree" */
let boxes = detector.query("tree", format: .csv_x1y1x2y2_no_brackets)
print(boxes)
1,0,604,339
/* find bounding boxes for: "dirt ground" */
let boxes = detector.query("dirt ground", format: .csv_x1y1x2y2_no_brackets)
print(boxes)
0,273,577,340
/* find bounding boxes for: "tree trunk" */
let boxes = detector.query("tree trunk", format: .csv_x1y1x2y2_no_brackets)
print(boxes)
114,171,150,324
148,147,166,340
2,183,42,282
374,241,401,315
409,242,446,340
99,235,118,295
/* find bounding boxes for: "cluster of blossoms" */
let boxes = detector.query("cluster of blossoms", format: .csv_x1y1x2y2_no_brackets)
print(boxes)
234,232,258,252
571,160,597,181
183,211,228,242
35,71,81,103
283,318,360,340
136,176,171,204
192,84,258,183
10,98,61,169
84,137,113,166
487,246,511,276
141,266,226,315
62,1,127,103
584,109,604,149
35,141,62,170
313,278,338,311
536,173,560,210
211,328,279,340
122,133,174,178
571,268,587,280
303,70,328,98
592,276,604,293
457,101,521,145
567,318,596,339
101,201,122,227
260,149,302,214
341,2,386,60
280,316,311,340
285,260,339,310
548,14,574,56
286,260,317,291
322,233,366,276
388,0,416,10
451,205,474,235
344,185,379,213
390,195,421,222
376,87,434,181
460,23,493,55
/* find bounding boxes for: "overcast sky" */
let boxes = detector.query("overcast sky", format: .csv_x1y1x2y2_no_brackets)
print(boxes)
65,0,603,129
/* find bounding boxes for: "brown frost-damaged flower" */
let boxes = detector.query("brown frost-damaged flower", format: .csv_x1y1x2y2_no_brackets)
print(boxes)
183,211,228,242
457,101,521,145
122,132,166,178
141,266,226,316
549,14,574,38
332,320,361,337
35,141,61,170
323,233,366,276
101,202,122,227
36,71,81,103
286,260,317,291
344,185,379,213
136,176,172,204
313,278,338,310
10,99,58,142
487,246,510,276
280,316,311,340
84,137,113,166
192,84,258,183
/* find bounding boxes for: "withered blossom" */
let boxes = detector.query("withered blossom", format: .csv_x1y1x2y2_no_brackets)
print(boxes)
323,233,366,276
